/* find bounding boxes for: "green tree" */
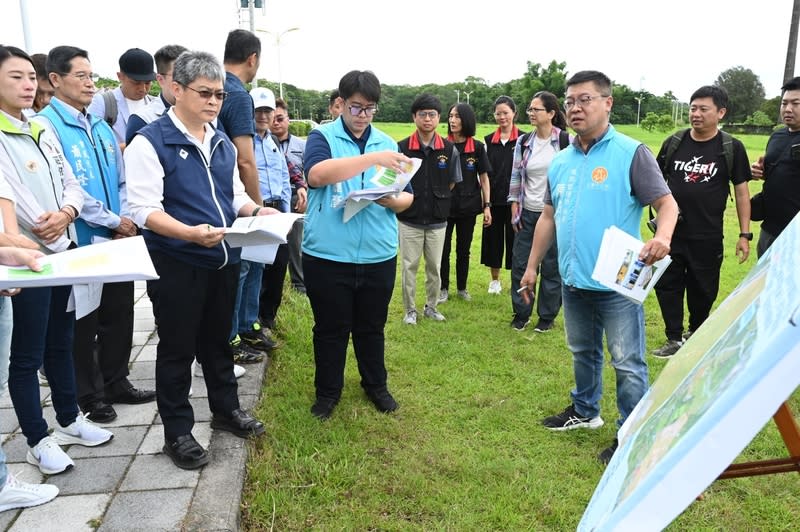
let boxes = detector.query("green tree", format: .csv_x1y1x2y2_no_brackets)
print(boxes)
715,66,765,123
759,96,781,123
744,110,775,126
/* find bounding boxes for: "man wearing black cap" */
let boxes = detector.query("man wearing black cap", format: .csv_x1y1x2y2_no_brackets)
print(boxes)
88,47,155,149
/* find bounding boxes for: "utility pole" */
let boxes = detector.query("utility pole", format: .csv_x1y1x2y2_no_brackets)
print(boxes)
463,91,473,105
19,0,32,52
785,0,800,83
454,89,460,103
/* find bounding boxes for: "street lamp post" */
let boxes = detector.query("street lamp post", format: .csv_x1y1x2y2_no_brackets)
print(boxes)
463,90,473,105
454,89,460,103
636,76,645,127
257,27,299,100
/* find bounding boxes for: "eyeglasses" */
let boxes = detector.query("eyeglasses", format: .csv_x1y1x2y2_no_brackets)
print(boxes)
347,104,378,117
526,107,546,114
180,83,227,101
60,71,99,83
416,111,438,119
563,94,608,111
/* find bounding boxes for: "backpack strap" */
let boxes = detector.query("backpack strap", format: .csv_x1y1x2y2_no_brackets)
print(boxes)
718,130,734,177
102,91,117,127
558,129,570,150
658,128,690,174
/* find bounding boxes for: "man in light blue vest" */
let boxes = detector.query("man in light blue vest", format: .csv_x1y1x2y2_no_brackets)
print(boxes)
521,71,679,464
38,45,155,424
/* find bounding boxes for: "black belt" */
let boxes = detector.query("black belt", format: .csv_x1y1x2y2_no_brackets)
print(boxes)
263,199,282,208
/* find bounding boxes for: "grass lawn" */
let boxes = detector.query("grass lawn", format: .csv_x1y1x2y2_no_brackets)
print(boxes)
241,125,799,530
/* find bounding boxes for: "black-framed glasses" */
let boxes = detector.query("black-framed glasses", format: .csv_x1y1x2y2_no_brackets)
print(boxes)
180,83,227,101
347,104,378,117
526,107,546,114
59,71,99,83
563,94,608,111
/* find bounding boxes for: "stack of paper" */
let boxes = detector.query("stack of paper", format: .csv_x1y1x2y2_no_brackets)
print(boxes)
591,226,671,304
224,212,303,264
336,158,422,223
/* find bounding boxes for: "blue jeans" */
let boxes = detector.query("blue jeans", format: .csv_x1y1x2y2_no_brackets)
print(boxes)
511,209,562,322
230,259,263,341
10,286,79,446
562,285,649,427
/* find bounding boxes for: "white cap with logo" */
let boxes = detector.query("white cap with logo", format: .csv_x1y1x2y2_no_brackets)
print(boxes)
250,87,276,110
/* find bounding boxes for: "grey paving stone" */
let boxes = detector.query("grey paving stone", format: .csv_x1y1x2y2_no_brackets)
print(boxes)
131,330,152,347
126,361,155,381
9,493,110,532
47,455,130,496
185,441,247,532
2,432,33,463
132,344,157,362
67,425,148,458
98,488,193,532
133,317,154,332
119,454,200,491
0,408,19,434
100,402,158,428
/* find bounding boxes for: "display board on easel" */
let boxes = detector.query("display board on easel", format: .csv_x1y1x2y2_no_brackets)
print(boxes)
578,213,800,532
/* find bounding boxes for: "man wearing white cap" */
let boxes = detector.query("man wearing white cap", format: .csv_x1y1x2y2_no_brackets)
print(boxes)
226,87,285,360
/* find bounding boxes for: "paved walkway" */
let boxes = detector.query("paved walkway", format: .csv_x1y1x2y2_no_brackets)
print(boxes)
0,281,267,531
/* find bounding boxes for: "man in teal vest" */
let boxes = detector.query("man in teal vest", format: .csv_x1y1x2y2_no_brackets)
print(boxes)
38,45,155,424
521,71,679,464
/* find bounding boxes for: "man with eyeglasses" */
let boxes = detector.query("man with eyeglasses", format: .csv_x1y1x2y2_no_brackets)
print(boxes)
397,94,462,325
521,70,679,465
751,76,800,257
302,70,413,420
38,45,154,424
124,50,270,469
270,98,308,295
87,48,156,150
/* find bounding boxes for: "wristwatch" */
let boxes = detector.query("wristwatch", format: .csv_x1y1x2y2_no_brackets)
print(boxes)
739,232,753,241
483,202,492,209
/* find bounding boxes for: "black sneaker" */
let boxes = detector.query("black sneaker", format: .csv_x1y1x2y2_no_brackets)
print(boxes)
652,339,683,359
311,397,339,420
231,336,265,364
510,317,530,331
365,387,399,413
598,438,619,465
542,404,604,431
240,322,277,353
533,320,554,332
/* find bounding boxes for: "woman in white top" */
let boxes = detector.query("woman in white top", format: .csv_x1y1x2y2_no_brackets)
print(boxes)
508,91,570,332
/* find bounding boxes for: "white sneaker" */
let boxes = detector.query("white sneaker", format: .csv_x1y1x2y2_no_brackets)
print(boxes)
437,288,449,303
0,472,59,512
457,289,472,301
26,436,74,475
37,369,48,388
51,414,113,447
488,280,502,294
194,363,246,379
423,305,446,321
403,310,417,325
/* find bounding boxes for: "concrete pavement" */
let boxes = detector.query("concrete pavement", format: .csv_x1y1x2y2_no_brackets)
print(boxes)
0,281,267,531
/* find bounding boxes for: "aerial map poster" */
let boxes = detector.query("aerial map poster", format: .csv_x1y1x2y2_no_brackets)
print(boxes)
579,214,800,532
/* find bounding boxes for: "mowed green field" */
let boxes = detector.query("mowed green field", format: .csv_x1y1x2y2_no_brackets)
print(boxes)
241,124,799,531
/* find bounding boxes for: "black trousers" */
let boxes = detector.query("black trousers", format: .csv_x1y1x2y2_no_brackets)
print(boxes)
480,204,513,270
655,236,723,341
150,251,240,442
440,215,477,291
259,243,289,324
72,281,134,407
303,254,395,401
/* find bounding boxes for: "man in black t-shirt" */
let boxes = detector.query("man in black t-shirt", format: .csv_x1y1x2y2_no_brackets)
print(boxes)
751,77,800,256
652,85,752,358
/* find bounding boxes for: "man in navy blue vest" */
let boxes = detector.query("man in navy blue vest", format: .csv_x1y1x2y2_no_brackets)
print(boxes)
125,50,271,470
38,45,155,424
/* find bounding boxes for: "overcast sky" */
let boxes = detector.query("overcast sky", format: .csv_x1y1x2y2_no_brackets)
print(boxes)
6,0,797,102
